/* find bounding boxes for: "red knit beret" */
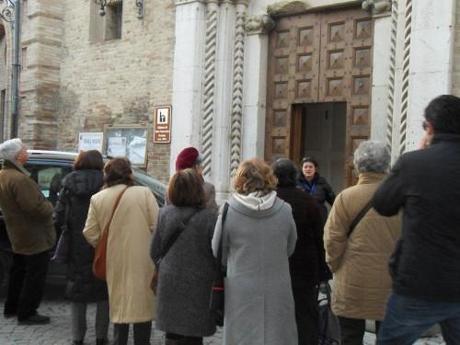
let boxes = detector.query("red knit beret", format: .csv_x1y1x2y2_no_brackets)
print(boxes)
175,147,199,171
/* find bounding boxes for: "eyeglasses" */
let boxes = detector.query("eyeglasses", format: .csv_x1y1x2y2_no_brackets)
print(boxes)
422,121,429,130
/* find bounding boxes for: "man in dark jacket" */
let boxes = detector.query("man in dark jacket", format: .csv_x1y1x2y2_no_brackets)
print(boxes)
273,158,324,345
0,138,55,325
373,95,460,344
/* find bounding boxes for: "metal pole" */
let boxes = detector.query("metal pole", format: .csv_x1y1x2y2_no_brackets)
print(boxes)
10,0,20,138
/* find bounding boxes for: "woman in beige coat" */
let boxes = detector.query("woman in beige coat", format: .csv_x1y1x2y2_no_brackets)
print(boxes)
83,158,159,345
324,141,400,345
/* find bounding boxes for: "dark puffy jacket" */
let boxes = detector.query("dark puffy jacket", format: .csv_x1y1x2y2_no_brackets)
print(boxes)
373,133,460,302
54,169,108,302
297,173,335,224
277,186,324,285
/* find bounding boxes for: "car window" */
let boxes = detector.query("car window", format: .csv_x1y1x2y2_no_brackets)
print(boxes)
24,164,72,206
133,169,166,207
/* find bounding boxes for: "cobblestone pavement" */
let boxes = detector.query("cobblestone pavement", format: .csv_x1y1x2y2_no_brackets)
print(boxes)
0,298,446,345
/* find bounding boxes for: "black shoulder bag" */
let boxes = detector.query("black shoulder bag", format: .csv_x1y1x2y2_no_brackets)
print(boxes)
347,199,373,237
209,202,229,327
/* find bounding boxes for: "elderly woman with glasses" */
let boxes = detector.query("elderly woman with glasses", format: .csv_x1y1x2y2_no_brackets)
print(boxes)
323,141,401,345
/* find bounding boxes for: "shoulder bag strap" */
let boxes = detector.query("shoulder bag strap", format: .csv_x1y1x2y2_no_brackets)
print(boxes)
103,186,129,236
216,202,230,275
347,199,373,238
158,210,197,263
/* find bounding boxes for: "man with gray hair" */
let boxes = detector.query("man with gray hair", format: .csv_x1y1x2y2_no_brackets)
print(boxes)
0,138,55,325
324,140,401,345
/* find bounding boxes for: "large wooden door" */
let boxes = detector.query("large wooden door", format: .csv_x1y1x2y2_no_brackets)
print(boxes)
266,7,373,185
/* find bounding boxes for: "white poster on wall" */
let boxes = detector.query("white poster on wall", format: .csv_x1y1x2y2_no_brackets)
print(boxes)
78,132,104,152
107,137,127,157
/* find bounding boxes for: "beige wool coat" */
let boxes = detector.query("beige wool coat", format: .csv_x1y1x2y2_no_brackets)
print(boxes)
83,184,159,323
324,173,400,320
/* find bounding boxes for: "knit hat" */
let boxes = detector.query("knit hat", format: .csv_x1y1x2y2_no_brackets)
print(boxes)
175,147,201,171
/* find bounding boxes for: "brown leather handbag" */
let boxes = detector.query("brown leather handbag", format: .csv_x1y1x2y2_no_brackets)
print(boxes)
93,186,129,280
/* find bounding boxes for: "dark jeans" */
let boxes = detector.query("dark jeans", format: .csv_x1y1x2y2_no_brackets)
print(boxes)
338,316,381,345
4,250,49,320
166,333,203,345
292,281,319,345
113,322,152,345
377,293,460,345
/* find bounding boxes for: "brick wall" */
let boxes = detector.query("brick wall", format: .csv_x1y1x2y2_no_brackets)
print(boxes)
56,0,175,182
19,0,175,183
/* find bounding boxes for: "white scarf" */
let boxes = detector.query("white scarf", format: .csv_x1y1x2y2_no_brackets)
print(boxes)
233,191,277,211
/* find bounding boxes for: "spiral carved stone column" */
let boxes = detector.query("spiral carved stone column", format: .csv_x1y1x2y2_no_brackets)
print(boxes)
229,2,247,176
201,1,219,176
385,0,398,151
399,0,412,154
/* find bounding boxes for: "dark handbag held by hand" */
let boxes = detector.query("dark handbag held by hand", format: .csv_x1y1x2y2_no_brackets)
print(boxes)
209,202,229,326
52,225,71,263
318,283,341,345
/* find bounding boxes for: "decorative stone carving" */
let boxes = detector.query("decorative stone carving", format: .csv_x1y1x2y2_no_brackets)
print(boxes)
398,0,412,154
361,0,391,15
201,2,219,176
267,1,310,17
385,0,398,151
245,14,275,35
230,6,247,176
174,0,206,5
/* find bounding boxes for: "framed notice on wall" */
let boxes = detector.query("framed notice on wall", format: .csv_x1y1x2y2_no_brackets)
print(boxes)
104,125,148,167
153,106,172,143
78,132,104,152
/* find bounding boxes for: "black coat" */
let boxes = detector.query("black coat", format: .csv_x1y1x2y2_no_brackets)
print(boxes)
277,186,324,286
297,173,335,225
373,133,460,302
55,169,108,302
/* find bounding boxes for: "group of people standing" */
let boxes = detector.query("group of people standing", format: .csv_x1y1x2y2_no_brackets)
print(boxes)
0,95,459,345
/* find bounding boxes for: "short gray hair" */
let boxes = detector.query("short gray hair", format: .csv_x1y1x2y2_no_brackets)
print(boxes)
0,138,25,161
353,140,390,174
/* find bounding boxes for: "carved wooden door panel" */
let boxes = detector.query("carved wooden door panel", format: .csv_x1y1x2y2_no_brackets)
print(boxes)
266,14,321,160
319,10,373,184
266,7,373,186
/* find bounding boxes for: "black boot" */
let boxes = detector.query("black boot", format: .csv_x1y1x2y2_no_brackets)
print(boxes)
96,339,107,345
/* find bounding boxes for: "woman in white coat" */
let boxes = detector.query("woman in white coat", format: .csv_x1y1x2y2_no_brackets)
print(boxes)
83,158,159,345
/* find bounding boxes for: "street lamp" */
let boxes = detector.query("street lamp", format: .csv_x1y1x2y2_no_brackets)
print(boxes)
94,0,144,19
0,0,15,22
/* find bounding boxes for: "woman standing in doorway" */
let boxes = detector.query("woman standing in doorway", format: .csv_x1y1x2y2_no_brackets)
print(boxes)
297,157,335,223
297,157,335,282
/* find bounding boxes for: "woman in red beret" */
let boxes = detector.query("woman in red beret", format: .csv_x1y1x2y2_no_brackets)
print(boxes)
174,147,217,209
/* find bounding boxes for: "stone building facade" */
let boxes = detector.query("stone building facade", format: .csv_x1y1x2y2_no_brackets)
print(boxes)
171,0,459,201
1,0,459,191
1,0,175,182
